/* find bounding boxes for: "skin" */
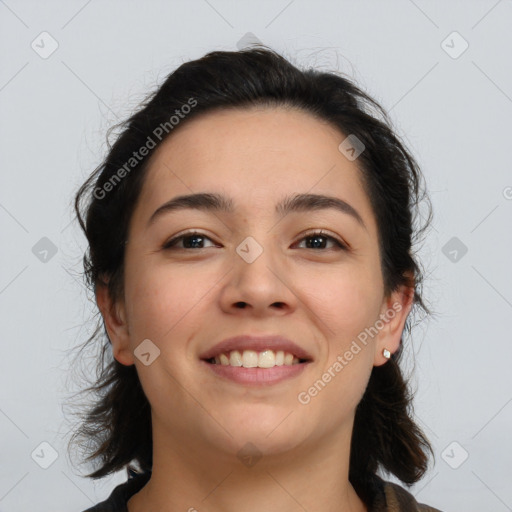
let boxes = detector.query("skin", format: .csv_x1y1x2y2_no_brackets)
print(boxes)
96,106,414,512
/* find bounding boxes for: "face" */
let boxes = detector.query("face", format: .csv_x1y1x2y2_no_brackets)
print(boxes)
98,106,412,462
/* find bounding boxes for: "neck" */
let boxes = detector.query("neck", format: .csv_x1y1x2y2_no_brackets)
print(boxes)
127,415,367,512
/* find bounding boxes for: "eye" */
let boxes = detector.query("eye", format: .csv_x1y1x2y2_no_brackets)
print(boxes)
162,230,347,251
162,231,218,250
295,230,347,251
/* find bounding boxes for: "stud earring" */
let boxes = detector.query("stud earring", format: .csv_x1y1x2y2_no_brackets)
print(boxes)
382,348,391,359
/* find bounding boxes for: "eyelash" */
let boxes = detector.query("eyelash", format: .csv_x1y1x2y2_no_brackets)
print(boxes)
162,230,347,251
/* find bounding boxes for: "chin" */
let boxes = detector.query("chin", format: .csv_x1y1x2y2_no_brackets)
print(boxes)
214,432,306,466
219,412,306,453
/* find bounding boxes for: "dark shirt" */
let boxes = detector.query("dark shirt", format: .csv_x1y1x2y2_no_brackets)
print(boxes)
82,471,442,512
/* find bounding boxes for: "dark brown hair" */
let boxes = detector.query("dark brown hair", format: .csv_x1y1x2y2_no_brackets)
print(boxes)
69,46,434,493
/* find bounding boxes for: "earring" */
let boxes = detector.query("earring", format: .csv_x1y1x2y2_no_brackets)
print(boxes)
382,348,391,359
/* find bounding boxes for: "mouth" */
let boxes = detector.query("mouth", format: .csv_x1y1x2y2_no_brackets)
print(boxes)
198,335,313,385
199,334,314,368
203,349,310,368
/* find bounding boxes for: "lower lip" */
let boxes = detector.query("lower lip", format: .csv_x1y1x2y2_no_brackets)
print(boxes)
201,360,310,385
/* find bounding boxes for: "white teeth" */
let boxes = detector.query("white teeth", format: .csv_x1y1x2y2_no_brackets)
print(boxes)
242,350,259,368
258,350,275,368
211,349,303,368
229,350,243,366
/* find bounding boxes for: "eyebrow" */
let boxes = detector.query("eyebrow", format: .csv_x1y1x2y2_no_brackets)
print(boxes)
147,192,366,229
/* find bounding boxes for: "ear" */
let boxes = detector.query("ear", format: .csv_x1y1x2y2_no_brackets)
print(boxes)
95,279,134,366
373,282,414,367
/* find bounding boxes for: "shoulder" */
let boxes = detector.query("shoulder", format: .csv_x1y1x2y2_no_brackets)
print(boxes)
81,471,151,512
381,479,443,512
357,473,443,512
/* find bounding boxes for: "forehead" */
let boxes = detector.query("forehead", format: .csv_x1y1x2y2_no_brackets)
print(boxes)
133,106,376,232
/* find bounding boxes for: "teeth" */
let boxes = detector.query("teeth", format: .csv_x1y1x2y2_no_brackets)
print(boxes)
212,349,302,368
229,350,243,366
242,350,259,368
258,350,275,368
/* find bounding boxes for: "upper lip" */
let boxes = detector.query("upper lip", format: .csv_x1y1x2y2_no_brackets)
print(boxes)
199,335,314,362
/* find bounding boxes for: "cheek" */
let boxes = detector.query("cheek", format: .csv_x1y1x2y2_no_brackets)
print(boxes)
124,260,215,343
296,264,383,340
123,263,210,397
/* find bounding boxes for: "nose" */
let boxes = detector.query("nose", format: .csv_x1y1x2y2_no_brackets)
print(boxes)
218,238,297,317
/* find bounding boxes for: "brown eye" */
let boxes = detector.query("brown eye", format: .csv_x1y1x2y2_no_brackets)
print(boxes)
163,232,217,250
296,230,347,250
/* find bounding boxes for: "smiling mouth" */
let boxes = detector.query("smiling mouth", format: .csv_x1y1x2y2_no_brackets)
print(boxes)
203,348,310,368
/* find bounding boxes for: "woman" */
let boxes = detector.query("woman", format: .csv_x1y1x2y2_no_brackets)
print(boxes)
71,46,442,511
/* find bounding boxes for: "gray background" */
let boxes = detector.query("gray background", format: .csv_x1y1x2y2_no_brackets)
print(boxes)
1,1,511,510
